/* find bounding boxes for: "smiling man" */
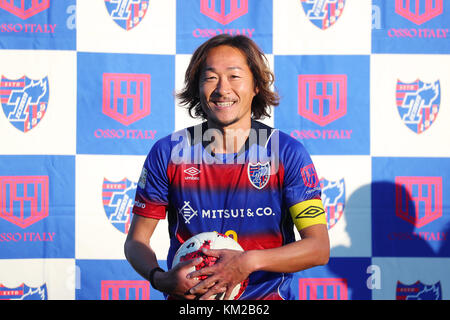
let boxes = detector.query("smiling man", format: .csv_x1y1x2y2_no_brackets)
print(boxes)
200,45,256,129
124,35,330,300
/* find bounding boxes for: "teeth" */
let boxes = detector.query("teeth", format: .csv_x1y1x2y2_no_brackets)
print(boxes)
215,101,234,107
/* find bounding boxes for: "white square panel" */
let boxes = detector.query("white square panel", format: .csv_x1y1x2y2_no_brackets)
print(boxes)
0,259,76,300
312,155,372,257
0,50,76,155
175,54,204,131
273,0,372,55
371,258,450,300
371,54,450,157
76,154,170,260
77,0,176,54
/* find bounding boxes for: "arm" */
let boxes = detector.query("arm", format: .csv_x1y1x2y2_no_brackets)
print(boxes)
124,215,159,279
124,214,201,299
244,223,329,273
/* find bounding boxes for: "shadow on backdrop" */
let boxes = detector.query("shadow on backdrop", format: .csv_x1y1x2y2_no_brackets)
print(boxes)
326,180,448,300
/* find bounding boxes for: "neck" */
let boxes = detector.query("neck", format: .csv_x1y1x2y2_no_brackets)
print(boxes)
206,119,252,154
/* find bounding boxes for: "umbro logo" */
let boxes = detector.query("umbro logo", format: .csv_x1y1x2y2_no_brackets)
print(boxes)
295,206,325,220
184,167,200,181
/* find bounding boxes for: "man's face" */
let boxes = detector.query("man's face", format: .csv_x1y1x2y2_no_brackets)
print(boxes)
199,45,258,130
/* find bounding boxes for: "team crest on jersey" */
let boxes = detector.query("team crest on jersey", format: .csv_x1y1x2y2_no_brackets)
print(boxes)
0,76,49,133
396,281,442,300
301,164,319,188
0,176,49,229
104,0,149,30
395,0,443,25
0,283,48,300
395,176,442,228
200,0,249,25
0,0,50,20
102,178,136,234
102,73,151,126
396,79,440,134
300,0,346,30
320,178,345,229
248,162,270,189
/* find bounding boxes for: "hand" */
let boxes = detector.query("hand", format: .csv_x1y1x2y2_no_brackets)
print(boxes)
154,258,202,300
187,248,252,300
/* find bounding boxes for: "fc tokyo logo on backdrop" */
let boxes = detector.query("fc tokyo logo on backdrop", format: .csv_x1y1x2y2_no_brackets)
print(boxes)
298,75,347,126
396,79,440,134
102,178,136,234
104,0,149,30
102,73,151,126
395,0,443,25
300,0,346,30
396,281,442,300
248,162,270,189
0,176,49,229
0,76,49,133
200,0,248,25
0,283,48,300
395,176,442,228
320,178,345,229
0,0,50,19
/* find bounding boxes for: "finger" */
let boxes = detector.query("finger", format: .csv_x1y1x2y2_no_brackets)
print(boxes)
187,264,215,279
223,283,237,300
199,284,227,301
175,257,202,271
172,292,198,300
189,276,218,295
189,278,216,294
201,248,222,258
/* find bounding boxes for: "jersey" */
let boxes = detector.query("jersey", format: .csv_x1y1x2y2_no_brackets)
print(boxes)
132,120,326,300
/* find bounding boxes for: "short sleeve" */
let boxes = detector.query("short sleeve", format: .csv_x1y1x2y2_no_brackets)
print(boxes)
280,137,327,231
281,139,321,207
132,138,170,219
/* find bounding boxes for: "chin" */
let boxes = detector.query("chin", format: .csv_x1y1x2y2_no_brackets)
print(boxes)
209,116,239,128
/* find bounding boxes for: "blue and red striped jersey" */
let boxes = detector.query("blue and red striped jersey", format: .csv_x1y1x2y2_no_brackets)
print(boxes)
133,120,322,300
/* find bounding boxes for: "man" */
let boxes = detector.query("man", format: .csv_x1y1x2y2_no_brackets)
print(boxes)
124,34,329,300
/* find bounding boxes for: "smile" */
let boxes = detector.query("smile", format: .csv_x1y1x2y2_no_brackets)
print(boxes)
211,101,236,108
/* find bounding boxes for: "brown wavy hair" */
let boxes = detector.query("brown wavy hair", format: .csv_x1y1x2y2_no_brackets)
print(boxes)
177,34,279,120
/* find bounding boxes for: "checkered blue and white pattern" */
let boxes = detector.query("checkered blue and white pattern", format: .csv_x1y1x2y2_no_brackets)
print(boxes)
0,0,449,300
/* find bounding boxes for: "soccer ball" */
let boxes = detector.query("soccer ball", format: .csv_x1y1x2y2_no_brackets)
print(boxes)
172,231,248,300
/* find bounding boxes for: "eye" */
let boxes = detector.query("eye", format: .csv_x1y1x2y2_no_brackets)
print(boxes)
203,75,217,81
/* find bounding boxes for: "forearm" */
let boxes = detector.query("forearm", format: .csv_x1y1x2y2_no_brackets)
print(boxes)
244,233,329,274
124,239,160,281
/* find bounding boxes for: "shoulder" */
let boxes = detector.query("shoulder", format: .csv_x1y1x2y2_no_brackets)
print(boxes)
265,125,310,157
149,123,202,154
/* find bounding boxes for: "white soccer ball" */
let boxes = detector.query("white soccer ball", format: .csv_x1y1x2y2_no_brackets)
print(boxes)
172,231,247,300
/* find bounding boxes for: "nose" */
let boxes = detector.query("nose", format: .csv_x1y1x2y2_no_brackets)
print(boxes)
214,76,232,96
